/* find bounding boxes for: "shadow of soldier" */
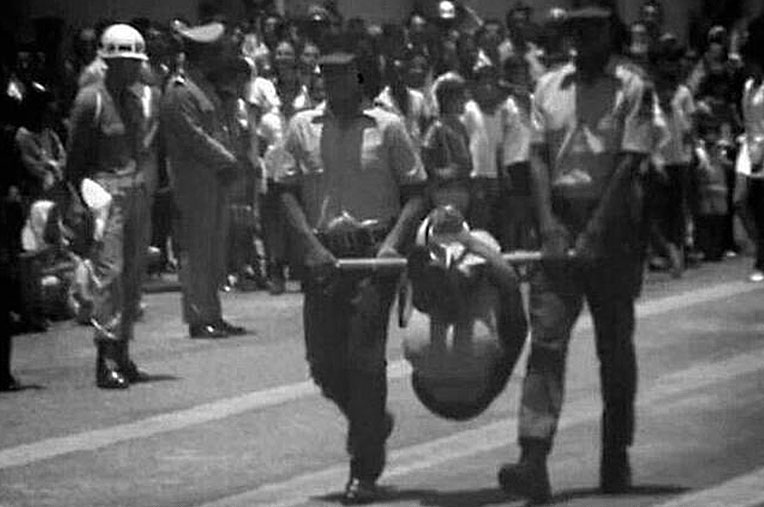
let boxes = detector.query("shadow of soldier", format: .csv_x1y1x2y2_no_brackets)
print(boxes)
315,482,691,506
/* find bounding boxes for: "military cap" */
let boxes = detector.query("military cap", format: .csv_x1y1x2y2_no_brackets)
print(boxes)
175,22,225,45
438,0,457,20
567,0,613,19
566,6,612,21
318,51,356,69
307,3,331,22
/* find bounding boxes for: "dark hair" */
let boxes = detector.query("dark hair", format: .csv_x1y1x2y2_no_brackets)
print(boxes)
20,82,55,128
355,46,383,99
741,15,764,67
434,73,466,112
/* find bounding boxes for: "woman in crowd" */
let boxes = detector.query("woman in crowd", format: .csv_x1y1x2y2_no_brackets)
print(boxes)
251,39,313,295
14,83,65,205
375,51,431,160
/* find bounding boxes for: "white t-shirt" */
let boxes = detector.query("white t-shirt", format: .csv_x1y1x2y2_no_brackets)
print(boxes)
501,95,532,166
660,85,696,165
738,78,764,176
462,99,503,179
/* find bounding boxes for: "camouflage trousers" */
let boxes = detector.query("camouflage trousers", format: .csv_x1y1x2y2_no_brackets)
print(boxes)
91,173,151,344
519,260,640,451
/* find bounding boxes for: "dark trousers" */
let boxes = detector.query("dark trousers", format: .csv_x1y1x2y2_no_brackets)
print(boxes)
150,188,177,269
0,268,13,383
499,162,537,251
303,273,398,480
749,179,764,271
658,164,690,249
91,175,151,344
177,181,229,326
469,177,501,236
723,159,739,252
260,183,287,278
695,214,726,261
519,261,639,451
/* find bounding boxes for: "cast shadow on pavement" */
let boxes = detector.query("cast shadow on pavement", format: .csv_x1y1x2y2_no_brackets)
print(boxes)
135,374,182,384
316,483,690,506
0,383,45,393
548,484,691,504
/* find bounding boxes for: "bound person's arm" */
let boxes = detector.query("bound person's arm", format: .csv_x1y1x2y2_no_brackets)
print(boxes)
461,232,517,289
377,191,427,258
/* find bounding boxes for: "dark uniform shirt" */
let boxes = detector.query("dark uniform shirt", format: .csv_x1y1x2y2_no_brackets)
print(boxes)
67,81,145,184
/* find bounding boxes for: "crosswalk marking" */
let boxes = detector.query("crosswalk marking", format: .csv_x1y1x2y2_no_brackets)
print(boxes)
654,466,764,507
201,337,764,506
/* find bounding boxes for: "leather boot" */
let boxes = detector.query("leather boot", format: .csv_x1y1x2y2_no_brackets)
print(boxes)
600,447,631,494
118,341,150,383
96,342,128,389
498,438,551,503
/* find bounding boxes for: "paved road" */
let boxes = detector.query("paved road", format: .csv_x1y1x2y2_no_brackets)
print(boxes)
1,258,763,507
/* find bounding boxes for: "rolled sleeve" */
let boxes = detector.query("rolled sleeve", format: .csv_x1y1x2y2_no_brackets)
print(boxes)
621,78,653,155
66,87,99,185
385,117,426,186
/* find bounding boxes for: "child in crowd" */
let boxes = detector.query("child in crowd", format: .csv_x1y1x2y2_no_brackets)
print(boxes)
651,40,696,276
463,57,505,236
499,53,535,251
422,72,472,216
692,110,732,262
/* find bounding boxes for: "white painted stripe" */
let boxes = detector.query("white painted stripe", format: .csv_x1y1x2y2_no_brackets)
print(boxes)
200,340,764,507
0,281,759,472
655,467,764,507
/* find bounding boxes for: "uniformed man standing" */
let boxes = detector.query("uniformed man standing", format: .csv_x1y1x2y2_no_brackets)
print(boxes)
161,23,247,339
67,24,154,389
278,48,427,503
498,2,653,502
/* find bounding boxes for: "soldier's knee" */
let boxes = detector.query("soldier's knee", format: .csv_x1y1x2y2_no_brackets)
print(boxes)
310,363,348,404
527,344,566,375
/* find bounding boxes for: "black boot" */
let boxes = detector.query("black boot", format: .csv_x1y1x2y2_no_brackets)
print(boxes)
96,342,128,389
600,447,631,494
498,438,551,504
118,341,150,383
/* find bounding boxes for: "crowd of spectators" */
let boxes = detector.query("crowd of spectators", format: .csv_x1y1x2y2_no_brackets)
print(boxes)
1,0,763,337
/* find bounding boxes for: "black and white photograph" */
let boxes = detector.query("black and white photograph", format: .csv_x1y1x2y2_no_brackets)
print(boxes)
1,0,763,505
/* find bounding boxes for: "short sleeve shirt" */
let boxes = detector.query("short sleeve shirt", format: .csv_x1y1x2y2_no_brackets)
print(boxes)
278,106,426,230
531,61,651,202
462,99,504,179
501,95,532,166
660,85,696,165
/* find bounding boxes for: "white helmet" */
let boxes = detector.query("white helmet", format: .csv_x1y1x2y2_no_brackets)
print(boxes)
99,24,148,61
